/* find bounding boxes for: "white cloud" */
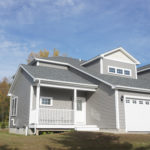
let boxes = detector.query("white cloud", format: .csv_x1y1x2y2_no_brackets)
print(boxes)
0,0,87,24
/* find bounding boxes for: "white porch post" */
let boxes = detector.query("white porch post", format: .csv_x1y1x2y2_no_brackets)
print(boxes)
36,81,40,125
74,89,77,124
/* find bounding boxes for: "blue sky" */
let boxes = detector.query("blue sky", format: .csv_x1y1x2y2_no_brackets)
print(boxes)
0,0,150,79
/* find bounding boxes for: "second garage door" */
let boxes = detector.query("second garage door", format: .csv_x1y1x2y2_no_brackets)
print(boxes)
125,97,150,131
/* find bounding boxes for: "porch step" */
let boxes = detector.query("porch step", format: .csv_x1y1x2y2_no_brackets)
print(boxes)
75,125,99,132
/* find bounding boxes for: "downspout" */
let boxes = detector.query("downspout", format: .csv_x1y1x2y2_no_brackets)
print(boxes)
11,119,16,126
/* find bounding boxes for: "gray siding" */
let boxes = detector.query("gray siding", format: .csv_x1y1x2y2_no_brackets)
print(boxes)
84,59,100,74
138,70,150,80
10,69,33,128
103,58,137,79
118,90,150,129
86,82,116,129
39,62,68,70
40,87,73,109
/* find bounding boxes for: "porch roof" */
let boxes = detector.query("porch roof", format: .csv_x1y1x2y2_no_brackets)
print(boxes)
22,64,98,88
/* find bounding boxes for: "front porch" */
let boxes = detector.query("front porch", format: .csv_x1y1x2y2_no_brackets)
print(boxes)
29,81,99,132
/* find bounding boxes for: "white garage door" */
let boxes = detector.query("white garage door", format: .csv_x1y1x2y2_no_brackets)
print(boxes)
125,97,150,131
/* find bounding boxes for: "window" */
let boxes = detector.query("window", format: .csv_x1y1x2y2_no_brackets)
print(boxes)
108,66,131,76
109,67,115,73
133,100,137,104
77,100,82,111
11,97,18,116
40,97,53,106
117,69,123,74
146,101,149,105
124,70,131,76
139,101,143,104
126,99,130,103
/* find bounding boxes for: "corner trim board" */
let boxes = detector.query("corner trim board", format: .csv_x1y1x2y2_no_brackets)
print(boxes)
115,90,120,129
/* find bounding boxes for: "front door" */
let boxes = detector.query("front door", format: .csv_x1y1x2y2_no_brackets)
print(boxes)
76,98,86,125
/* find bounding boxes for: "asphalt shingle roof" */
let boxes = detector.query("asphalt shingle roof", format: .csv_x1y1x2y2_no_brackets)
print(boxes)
40,56,150,89
137,64,150,72
22,64,94,85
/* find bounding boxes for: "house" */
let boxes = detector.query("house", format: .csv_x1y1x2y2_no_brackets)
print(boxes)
138,64,150,80
8,47,150,135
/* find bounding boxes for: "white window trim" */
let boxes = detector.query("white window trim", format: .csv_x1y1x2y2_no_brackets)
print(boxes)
108,66,132,77
40,97,53,106
11,96,18,117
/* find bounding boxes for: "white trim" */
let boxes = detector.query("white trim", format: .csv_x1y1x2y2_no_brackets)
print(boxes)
74,89,77,125
114,85,150,93
29,85,33,124
36,62,39,66
137,67,150,73
11,96,18,117
80,55,101,66
8,65,35,96
108,66,132,77
36,78,98,88
115,90,120,129
35,58,68,66
101,47,140,65
8,66,21,95
40,83,96,91
40,96,53,106
20,65,35,80
80,47,140,66
124,95,150,100
29,124,75,129
134,65,138,79
36,82,40,124
123,95,128,132
100,58,103,74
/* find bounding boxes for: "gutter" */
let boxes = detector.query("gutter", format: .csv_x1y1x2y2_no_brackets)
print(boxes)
113,85,150,93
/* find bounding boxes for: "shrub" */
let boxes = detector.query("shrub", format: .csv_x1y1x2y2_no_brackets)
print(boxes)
1,122,6,129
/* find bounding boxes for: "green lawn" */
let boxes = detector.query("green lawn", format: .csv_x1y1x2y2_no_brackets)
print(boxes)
0,129,150,150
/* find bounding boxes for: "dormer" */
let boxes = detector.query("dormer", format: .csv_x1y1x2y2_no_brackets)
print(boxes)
81,47,140,79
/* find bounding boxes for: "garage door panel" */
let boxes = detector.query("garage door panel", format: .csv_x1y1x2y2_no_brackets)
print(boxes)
125,98,150,131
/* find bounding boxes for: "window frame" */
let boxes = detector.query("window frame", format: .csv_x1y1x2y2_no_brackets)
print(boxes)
117,68,123,74
11,96,18,116
108,67,116,74
108,66,132,76
40,97,53,106
124,69,131,76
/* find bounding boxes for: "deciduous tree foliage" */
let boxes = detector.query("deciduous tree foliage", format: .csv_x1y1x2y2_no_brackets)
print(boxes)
27,48,62,63
27,49,50,63
0,78,10,123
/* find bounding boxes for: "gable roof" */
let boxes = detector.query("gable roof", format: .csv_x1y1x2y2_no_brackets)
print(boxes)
34,56,150,92
81,47,140,66
21,64,97,88
138,64,150,73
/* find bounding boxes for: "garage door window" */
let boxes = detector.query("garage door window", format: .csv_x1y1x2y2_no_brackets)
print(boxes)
133,100,136,104
145,101,149,105
126,99,130,103
139,101,143,104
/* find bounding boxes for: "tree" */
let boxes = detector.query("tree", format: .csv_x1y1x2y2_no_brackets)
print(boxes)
0,78,10,124
53,48,59,57
39,49,49,57
27,49,50,63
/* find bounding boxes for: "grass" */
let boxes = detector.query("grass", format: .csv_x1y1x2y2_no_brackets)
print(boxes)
0,129,150,150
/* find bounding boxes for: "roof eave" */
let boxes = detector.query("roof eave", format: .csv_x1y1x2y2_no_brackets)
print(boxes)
114,85,150,93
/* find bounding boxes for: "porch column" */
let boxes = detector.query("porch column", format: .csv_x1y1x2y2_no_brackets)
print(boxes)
74,89,77,124
36,82,40,125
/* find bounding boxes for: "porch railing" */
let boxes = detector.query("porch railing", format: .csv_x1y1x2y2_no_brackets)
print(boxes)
39,108,74,125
